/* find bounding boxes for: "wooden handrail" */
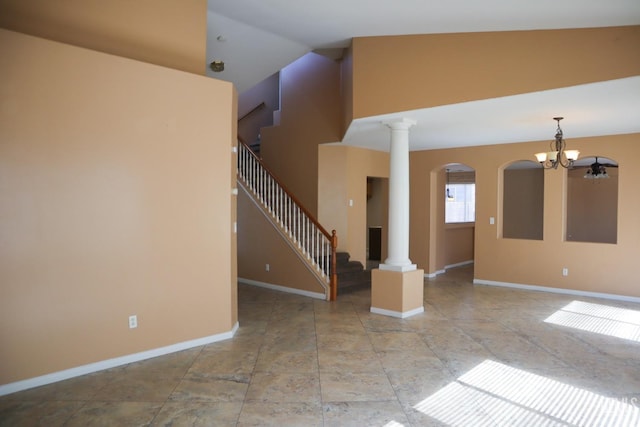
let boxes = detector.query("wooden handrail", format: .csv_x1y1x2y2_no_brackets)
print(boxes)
238,102,266,122
237,136,338,301
237,137,333,241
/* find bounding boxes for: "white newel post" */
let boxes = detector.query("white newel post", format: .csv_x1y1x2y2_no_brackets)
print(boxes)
379,118,417,272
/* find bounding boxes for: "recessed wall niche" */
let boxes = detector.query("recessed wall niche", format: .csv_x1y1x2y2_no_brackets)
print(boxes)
502,160,544,240
566,156,618,244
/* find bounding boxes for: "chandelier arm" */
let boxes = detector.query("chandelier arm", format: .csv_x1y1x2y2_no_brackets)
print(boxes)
534,117,576,170
557,153,573,169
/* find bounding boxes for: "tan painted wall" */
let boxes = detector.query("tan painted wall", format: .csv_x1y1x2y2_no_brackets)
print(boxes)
318,145,389,264
237,186,327,296
341,46,354,139
444,225,474,267
351,26,640,119
260,53,343,215
0,0,207,75
0,29,237,385
410,135,640,298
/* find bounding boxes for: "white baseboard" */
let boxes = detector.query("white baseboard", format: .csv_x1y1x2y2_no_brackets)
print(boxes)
370,306,425,318
425,269,445,278
445,260,474,269
0,322,239,397
425,260,474,278
474,279,640,304
238,278,326,300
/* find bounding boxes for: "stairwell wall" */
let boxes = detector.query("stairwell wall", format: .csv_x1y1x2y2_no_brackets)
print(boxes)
237,186,328,297
260,52,344,216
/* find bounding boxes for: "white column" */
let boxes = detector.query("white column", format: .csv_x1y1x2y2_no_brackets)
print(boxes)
379,118,416,272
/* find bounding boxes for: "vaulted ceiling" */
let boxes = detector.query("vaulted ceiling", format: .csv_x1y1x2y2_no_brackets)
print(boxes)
206,1,640,151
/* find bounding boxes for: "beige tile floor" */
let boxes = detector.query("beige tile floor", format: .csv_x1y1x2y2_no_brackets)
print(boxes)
2,265,640,426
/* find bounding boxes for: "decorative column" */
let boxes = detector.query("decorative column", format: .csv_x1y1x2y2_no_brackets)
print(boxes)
379,118,416,272
371,117,424,318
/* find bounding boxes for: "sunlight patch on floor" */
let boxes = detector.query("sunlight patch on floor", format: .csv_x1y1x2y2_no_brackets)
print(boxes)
414,359,640,426
544,301,640,342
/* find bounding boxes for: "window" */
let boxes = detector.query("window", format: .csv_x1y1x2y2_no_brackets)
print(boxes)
446,183,475,223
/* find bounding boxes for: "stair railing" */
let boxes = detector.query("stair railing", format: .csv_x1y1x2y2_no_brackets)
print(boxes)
237,137,338,301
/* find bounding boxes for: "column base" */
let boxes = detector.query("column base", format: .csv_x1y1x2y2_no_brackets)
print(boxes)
378,263,417,272
370,268,424,318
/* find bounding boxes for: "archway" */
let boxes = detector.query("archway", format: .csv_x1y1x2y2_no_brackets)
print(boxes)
428,163,476,276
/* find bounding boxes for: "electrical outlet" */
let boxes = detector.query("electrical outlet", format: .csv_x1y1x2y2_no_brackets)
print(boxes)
562,268,569,277
266,263,270,272
129,315,138,329
489,217,495,225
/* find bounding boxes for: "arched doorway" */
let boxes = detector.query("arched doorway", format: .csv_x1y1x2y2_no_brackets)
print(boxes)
428,163,476,276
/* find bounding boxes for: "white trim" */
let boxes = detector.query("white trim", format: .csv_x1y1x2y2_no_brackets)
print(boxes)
474,279,640,304
379,263,417,272
425,269,445,278
0,323,239,397
444,260,474,269
238,278,326,300
370,306,425,318
425,261,474,278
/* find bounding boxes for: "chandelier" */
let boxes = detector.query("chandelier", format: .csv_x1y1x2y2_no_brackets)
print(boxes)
534,117,579,169
584,157,610,179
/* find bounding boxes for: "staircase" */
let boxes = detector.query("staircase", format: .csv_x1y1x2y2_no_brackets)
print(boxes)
237,138,338,300
336,252,371,294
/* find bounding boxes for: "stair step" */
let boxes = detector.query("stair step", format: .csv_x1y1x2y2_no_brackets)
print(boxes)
334,251,371,295
336,261,365,274
335,252,350,264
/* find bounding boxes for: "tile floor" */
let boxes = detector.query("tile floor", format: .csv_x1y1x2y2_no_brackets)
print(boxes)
2,266,640,426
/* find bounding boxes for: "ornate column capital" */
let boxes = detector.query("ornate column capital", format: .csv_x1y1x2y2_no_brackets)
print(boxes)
383,117,417,131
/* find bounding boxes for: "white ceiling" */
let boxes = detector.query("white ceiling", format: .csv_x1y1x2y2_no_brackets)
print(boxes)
206,0,640,152
343,77,640,151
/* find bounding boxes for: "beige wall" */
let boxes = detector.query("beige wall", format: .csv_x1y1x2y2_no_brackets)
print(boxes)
0,0,207,75
444,225,474,267
318,145,389,264
260,53,343,215
237,186,327,296
341,46,354,139
351,26,640,120
410,135,640,298
345,26,640,298
0,29,237,385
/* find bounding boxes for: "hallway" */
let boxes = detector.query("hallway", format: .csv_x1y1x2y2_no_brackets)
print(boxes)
2,266,640,426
